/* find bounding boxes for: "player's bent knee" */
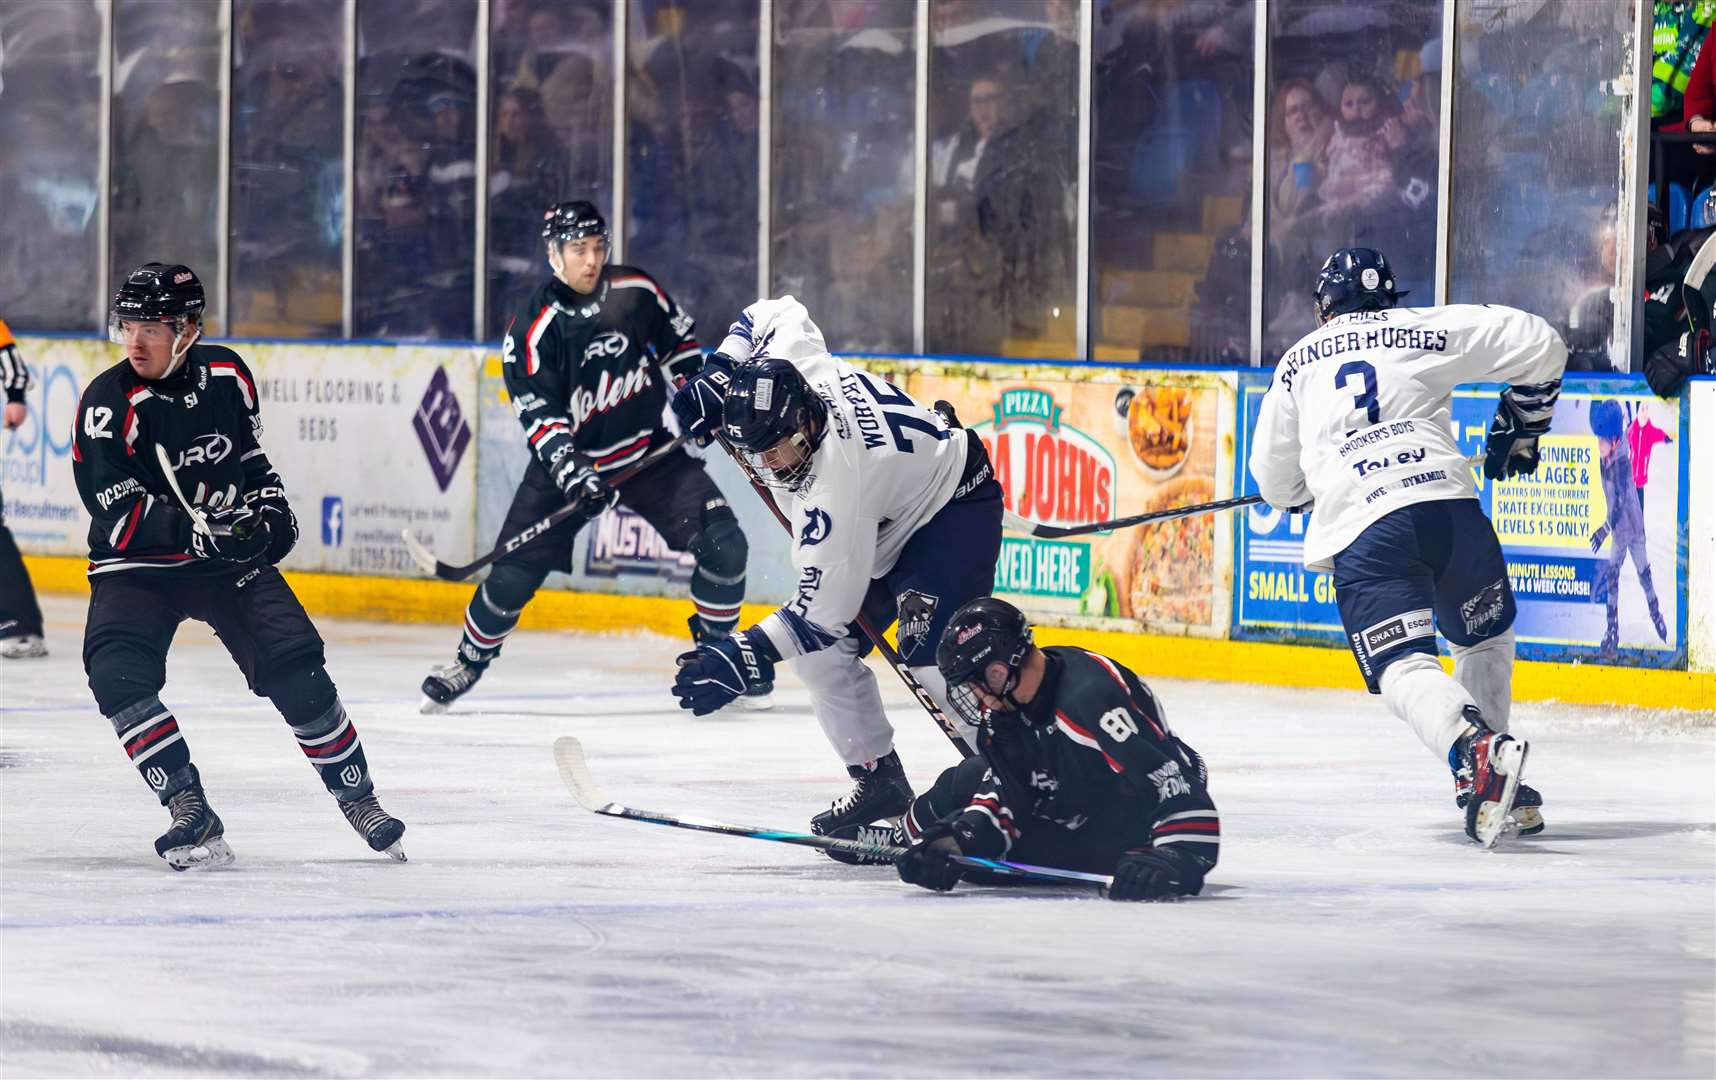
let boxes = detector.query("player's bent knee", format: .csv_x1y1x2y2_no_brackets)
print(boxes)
1377,650,1443,695
482,561,546,612
261,662,339,728
690,514,747,581
85,641,167,716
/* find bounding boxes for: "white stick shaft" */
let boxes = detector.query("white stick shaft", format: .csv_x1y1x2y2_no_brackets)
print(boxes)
153,443,212,535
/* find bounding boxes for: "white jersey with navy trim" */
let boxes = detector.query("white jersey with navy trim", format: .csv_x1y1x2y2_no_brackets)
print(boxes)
1249,303,1567,572
717,296,966,662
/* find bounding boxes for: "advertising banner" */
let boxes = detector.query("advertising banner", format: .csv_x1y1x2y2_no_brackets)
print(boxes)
1,337,111,555
3,336,480,576
904,366,1235,635
1233,372,1686,667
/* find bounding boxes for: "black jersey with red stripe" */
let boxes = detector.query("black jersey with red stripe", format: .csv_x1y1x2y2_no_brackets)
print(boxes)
931,646,1220,874
71,343,284,577
501,265,704,479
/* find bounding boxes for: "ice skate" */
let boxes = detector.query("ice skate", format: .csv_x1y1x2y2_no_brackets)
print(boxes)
155,782,234,870
821,821,905,865
0,634,47,659
1455,777,1544,837
810,751,913,836
1452,720,1530,849
339,792,407,861
421,659,484,714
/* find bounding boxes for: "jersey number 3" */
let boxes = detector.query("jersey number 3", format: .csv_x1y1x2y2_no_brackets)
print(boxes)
1335,360,1380,428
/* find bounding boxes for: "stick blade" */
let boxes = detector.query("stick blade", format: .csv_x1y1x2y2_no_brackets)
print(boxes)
400,529,440,576
553,736,615,812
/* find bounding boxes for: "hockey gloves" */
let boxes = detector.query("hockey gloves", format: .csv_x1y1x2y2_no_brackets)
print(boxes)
188,504,271,563
672,630,777,716
894,823,965,893
670,353,735,446
243,484,297,564
1482,381,1559,481
552,453,618,513
1106,845,1207,902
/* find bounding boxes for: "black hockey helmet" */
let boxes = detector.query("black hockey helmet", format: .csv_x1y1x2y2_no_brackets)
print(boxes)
936,597,1035,728
542,200,609,247
1314,247,1405,322
108,262,205,347
722,358,827,492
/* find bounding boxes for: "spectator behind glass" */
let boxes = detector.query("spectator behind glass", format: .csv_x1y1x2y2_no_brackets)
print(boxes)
1267,78,1331,226
930,74,1013,355
1319,73,1402,208
487,87,568,337
687,64,760,339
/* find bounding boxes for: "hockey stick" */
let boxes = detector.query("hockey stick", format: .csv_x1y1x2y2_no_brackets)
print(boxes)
153,444,212,535
711,433,975,758
401,436,685,581
1001,493,1263,539
553,736,1109,889
999,453,1488,538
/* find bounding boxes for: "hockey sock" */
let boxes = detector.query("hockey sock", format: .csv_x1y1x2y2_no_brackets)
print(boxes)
689,516,746,638
109,696,196,803
269,665,374,801
909,662,975,742
797,640,896,766
459,580,523,665
1450,628,1515,734
1378,653,1480,762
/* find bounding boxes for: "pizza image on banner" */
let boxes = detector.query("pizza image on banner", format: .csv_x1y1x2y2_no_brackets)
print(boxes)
902,369,1224,632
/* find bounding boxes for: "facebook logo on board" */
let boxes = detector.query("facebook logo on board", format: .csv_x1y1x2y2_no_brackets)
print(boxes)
321,496,344,547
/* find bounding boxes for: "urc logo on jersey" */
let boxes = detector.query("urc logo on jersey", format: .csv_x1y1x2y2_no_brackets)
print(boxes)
173,433,233,470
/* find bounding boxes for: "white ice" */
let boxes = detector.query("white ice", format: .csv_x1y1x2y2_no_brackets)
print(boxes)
2,593,1713,1078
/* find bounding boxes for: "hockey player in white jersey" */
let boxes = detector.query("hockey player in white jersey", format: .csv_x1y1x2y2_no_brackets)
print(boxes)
667,297,1003,833
1249,248,1568,848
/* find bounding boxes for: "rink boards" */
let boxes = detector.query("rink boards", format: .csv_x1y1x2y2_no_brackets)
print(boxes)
5,334,1713,709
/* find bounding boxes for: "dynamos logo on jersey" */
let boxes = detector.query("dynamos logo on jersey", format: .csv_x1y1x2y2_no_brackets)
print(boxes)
173,433,233,470
566,356,652,434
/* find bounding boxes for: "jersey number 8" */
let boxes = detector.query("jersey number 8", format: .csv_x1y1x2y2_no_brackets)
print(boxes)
1098,707,1139,742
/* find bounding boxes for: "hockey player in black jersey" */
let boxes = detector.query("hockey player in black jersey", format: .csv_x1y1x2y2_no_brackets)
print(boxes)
837,597,1219,901
420,201,765,710
74,263,406,869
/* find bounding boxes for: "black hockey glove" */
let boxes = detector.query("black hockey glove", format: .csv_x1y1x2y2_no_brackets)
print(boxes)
894,822,965,893
671,630,776,716
1482,387,1554,480
189,504,271,563
551,452,618,512
243,484,297,564
670,353,735,446
1105,846,1207,902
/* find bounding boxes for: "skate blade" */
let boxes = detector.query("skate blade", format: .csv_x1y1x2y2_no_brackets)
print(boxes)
1476,740,1529,850
419,695,450,715
164,836,236,871
381,840,407,862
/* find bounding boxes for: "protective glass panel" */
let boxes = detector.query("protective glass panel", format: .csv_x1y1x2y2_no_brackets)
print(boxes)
111,0,225,332
770,2,915,353
0,1,106,331
230,0,346,338
926,0,1079,359
1092,1,1255,364
354,0,478,340
1262,0,1443,362
624,0,759,345
1448,0,1636,372
487,0,614,341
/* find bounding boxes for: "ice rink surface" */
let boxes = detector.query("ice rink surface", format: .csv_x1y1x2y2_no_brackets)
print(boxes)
2,593,1712,1078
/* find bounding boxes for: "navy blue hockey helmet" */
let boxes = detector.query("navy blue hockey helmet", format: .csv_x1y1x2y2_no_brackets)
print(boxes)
936,597,1035,728
541,200,609,246
1314,248,1405,322
722,358,828,492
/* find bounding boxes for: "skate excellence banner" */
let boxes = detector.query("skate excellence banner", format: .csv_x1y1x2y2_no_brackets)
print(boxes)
5,336,479,576
892,364,1237,636
1232,371,1687,668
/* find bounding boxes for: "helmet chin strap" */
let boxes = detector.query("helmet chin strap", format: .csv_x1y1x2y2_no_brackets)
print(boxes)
159,321,201,379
